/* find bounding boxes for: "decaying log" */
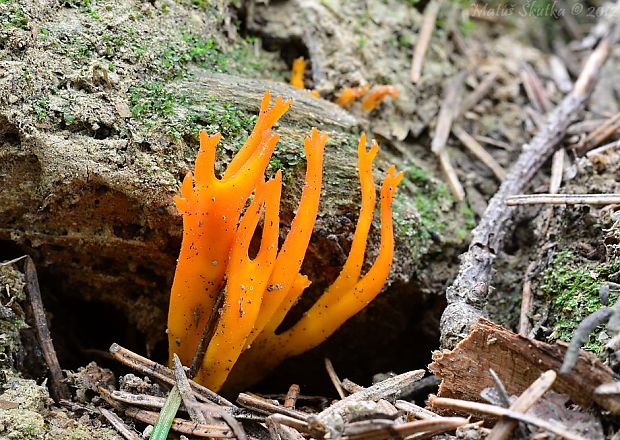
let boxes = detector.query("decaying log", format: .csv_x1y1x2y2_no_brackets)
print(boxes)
428,318,618,414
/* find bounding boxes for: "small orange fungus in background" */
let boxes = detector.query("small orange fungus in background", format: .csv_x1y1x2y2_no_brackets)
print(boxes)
290,57,306,89
336,85,370,108
168,91,403,391
361,85,399,112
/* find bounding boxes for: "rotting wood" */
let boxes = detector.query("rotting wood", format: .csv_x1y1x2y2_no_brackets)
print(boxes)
429,318,617,413
439,34,613,350
23,256,70,402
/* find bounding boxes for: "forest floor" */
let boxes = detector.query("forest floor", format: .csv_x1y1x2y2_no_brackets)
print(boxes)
1,0,620,438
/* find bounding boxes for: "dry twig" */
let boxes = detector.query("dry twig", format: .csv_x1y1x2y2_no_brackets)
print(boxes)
488,370,556,440
506,193,620,206
576,112,620,153
99,387,232,438
325,358,346,400
410,0,441,83
430,396,584,440
520,63,553,113
23,256,70,401
190,289,226,377
237,393,310,421
452,125,507,180
284,384,301,409
586,138,620,157
100,407,141,440
395,400,440,420
318,370,425,422
518,261,537,337
173,353,208,424
109,343,234,407
460,71,498,114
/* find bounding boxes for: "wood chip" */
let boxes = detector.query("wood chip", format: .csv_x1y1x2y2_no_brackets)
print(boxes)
429,318,617,413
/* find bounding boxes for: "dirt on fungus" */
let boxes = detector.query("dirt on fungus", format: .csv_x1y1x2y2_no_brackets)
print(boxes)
1,0,620,437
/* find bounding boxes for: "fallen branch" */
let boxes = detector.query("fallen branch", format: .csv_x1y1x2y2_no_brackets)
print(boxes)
440,34,613,349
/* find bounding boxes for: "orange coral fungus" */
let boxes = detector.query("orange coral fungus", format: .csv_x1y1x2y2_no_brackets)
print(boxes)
290,57,306,89
226,135,403,390
361,85,399,112
168,91,403,392
168,91,290,369
336,85,370,108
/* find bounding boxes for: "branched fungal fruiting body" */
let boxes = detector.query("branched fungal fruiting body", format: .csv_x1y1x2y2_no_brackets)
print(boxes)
290,57,306,89
361,85,399,112
336,85,370,108
168,91,403,392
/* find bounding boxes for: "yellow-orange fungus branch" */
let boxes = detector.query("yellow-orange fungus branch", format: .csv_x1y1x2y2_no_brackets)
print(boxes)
290,57,306,89
336,85,370,108
168,91,403,392
168,93,289,370
198,173,282,389
361,85,399,112
225,135,403,390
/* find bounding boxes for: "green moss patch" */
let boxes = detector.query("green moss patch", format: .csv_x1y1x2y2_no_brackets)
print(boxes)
393,163,475,258
542,250,620,355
